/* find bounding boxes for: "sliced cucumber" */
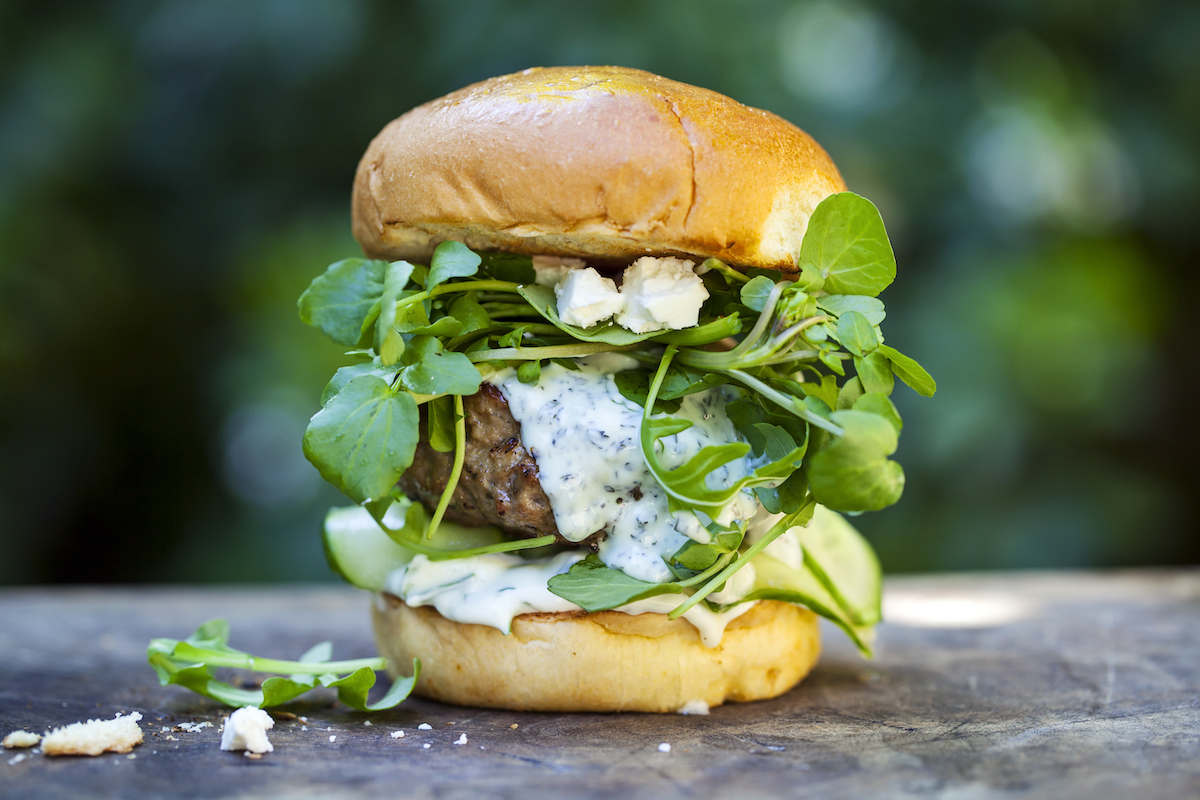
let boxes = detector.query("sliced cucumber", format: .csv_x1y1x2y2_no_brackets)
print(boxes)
323,501,511,592
796,505,882,626
323,506,415,591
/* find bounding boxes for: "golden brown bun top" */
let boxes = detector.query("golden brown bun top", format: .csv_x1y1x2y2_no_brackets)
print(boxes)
353,66,846,272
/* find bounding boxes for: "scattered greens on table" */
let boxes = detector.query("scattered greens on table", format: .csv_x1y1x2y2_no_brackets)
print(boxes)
148,619,418,711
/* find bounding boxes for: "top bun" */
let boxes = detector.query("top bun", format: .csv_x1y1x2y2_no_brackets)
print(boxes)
352,66,845,272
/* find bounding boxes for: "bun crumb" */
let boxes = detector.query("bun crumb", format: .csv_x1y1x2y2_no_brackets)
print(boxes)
42,712,143,756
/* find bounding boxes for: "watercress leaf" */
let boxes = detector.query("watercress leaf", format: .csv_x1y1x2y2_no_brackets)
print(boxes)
855,351,894,395
302,375,420,504
478,251,536,284
817,294,886,326
878,344,937,397
671,540,727,571
322,361,401,407
398,336,482,396
498,324,532,349
426,395,456,453
836,376,864,410
798,192,896,297
448,293,491,334
854,391,903,434
740,275,776,312
426,240,481,290
517,359,541,384
836,311,880,357
518,284,658,344
804,395,833,419
298,259,389,346
819,348,846,375
755,470,809,514
547,556,684,611
807,410,904,512
377,262,417,365
799,374,839,410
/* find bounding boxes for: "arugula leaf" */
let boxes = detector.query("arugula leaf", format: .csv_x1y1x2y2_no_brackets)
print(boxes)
670,531,743,571
426,240,481,290
298,258,389,346
148,620,420,711
798,192,896,297
614,363,726,413
807,410,904,512
302,375,420,504
547,555,684,611
817,294,886,326
878,344,937,397
836,310,880,357
397,336,482,396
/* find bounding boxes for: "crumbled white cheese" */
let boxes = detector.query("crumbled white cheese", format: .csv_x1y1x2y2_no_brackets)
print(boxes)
8,753,26,765
2,731,40,749
177,721,213,734
658,742,672,753
391,730,404,739
363,721,372,727
422,743,431,750
677,700,711,716
707,562,757,605
554,267,625,328
616,257,708,333
218,708,274,755
453,734,468,746
532,255,586,287
329,735,336,743
417,723,432,731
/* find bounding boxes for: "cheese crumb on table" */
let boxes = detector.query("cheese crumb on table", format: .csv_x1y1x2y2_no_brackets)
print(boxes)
658,742,672,753
676,700,711,715
453,734,468,746
219,708,274,755
554,267,625,328
417,723,432,730
329,735,336,743
42,712,144,757
422,743,431,750
616,257,708,333
8,753,27,765
390,731,404,739
3,731,41,749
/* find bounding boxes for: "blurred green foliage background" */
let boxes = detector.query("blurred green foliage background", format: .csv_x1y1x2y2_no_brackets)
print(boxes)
1,0,1196,584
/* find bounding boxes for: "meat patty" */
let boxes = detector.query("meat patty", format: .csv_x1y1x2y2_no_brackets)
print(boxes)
398,384,603,546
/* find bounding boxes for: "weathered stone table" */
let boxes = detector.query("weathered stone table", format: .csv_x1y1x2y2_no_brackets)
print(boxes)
1,571,1197,799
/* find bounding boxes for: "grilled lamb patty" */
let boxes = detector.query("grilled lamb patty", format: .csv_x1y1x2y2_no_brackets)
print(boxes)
397,384,604,546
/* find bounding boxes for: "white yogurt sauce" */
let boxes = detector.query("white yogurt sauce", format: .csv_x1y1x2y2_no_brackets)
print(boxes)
390,552,758,647
490,355,759,583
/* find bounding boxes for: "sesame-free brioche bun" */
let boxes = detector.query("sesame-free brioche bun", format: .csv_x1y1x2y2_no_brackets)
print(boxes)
372,595,821,713
352,66,846,272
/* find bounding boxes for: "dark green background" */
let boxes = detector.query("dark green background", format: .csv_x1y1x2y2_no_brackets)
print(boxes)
2,0,1196,584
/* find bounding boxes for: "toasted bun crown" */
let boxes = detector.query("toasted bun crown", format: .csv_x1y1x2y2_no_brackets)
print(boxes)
353,66,846,272
373,596,821,713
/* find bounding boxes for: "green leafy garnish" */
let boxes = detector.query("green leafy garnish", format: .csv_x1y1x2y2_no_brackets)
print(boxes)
547,555,685,611
148,620,419,711
798,192,896,296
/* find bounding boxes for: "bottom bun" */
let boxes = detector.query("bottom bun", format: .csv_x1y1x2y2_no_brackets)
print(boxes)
372,595,821,713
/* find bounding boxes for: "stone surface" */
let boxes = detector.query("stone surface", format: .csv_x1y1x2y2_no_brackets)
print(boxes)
1,571,1197,799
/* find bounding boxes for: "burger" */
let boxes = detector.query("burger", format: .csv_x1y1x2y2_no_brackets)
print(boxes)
298,66,934,713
